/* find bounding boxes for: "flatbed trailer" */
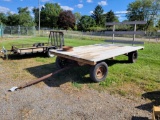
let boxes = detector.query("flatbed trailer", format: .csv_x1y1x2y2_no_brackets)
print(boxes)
50,43,144,82
10,43,55,56
50,44,144,66
1,31,65,58
50,21,146,82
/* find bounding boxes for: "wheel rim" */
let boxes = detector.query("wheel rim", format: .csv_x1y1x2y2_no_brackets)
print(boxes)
96,66,106,79
48,51,54,57
59,58,67,68
133,53,137,59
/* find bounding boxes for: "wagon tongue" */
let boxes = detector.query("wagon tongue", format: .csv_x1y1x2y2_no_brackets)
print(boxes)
8,66,72,92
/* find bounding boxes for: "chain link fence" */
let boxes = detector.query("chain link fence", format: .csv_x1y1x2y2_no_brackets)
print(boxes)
38,28,160,42
0,25,36,37
0,25,159,42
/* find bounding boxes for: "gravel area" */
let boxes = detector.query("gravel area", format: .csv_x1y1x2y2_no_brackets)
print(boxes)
0,59,152,120
0,83,152,119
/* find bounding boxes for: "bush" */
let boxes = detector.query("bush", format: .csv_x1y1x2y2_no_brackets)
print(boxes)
88,26,106,31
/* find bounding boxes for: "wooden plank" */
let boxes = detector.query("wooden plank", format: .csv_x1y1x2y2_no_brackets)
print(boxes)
105,40,144,45
104,31,145,35
106,21,147,25
52,52,96,65
17,48,44,54
68,46,120,60
63,44,118,56
69,45,142,62
91,46,143,62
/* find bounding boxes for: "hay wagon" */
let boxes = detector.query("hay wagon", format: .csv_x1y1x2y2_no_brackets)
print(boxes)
50,21,146,82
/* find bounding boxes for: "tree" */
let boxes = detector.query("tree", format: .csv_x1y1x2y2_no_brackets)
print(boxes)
40,3,62,28
106,10,119,22
78,15,96,31
126,0,160,30
0,13,7,24
18,7,34,27
6,13,19,26
6,7,34,26
92,5,105,26
32,7,39,26
57,10,75,30
156,20,160,29
74,12,81,24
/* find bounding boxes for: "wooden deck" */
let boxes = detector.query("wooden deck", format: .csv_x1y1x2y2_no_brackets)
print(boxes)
50,44,144,65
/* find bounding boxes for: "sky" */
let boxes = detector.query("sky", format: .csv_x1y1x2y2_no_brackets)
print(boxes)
0,0,135,21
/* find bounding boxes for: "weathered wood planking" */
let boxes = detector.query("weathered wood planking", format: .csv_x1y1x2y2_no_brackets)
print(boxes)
104,31,145,35
105,40,144,45
106,21,147,25
50,44,144,65
17,47,47,54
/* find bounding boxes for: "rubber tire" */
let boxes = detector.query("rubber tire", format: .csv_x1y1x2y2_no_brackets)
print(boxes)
55,57,69,69
90,62,108,82
47,49,55,58
128,51,138,63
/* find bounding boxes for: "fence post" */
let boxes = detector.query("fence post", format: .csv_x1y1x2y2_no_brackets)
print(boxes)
0,23,2,37
26,27,28,36
10,26,11,35
32,26,36,37
0,23,3,38
18,25,21,37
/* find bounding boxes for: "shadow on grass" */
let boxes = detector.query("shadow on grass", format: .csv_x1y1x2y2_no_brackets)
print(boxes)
105,59,130,66
2,53,48,60
24,58,132,87
26,63,93,87
136,91,160,112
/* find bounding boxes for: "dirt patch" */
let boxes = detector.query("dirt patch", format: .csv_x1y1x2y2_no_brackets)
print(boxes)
0,57,153,120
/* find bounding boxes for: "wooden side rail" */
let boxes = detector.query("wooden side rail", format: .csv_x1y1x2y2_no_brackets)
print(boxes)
104,31,145,35
105,40,144,45
106,21,147,25
105,21,146,46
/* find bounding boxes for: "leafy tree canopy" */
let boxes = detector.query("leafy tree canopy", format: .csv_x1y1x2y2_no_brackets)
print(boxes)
106,10,119,22
78,15,96,31
74,12,81,24
57,10,75,30
18,7,34,27
40,3,62,28
126,0,160,30
0,13,7,24
92,5,105,26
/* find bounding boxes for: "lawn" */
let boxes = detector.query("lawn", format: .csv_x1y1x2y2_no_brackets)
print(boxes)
0,36,160,96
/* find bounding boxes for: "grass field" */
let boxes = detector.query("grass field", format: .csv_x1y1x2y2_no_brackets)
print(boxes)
0,37,160,97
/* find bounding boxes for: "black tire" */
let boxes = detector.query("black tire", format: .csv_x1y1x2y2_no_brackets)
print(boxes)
55,57,69,69
90,62,108,82
128,51,138,63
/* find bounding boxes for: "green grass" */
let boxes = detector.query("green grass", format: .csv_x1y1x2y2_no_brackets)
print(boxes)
0,37,160,94
100,42,160,91
0,37,48,49
72,82,82,89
